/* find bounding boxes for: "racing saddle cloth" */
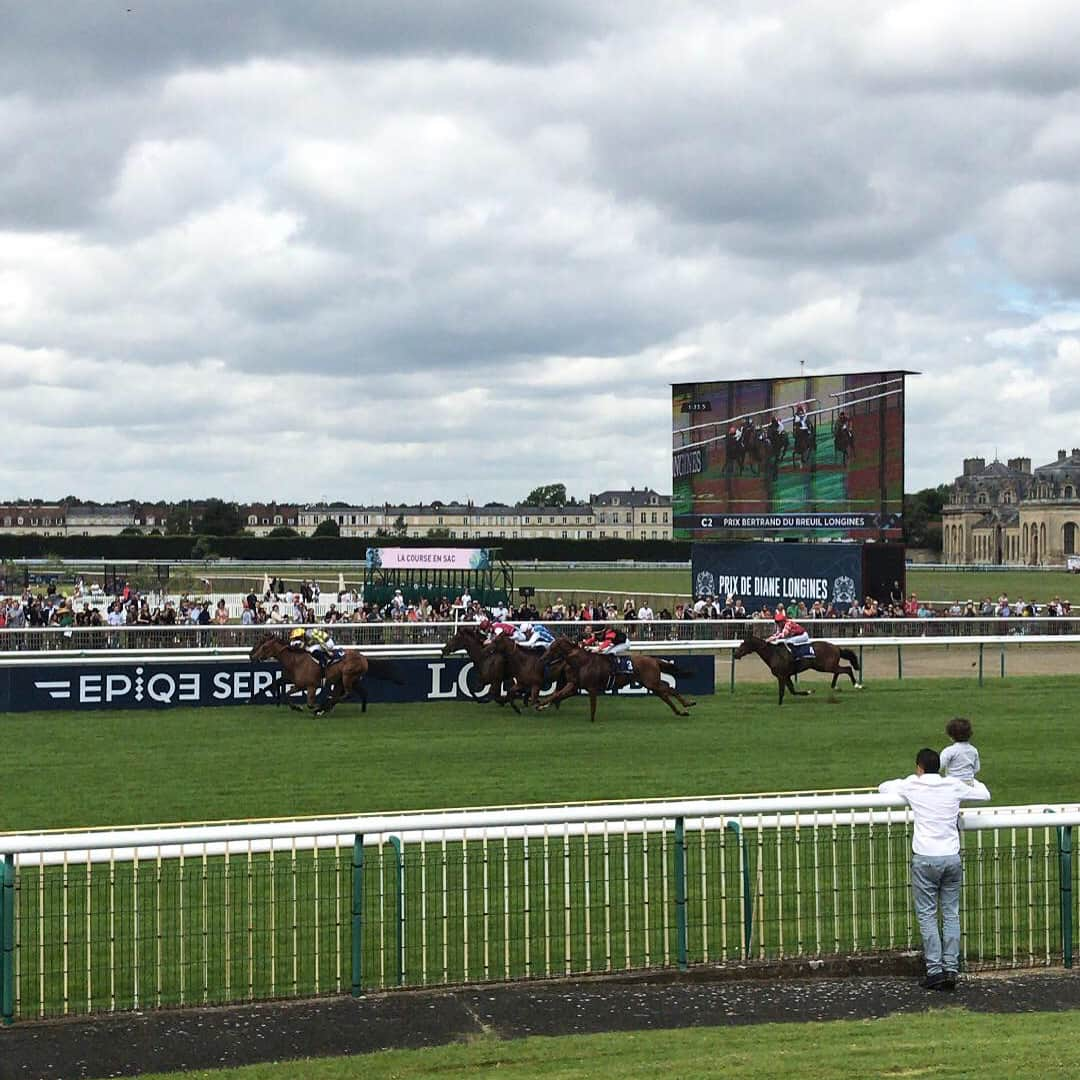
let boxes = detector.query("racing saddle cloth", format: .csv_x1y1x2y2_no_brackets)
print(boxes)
787,642,815,661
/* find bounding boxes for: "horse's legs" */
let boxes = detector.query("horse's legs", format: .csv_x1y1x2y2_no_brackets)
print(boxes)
652,684,690,717
588,691,598,722
537,680,579,710
786,676,809,697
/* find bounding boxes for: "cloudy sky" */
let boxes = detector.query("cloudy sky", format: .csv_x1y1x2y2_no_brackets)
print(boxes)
3,1,1080,506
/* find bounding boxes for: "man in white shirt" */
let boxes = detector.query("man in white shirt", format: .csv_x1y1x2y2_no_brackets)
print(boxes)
879,748,990,990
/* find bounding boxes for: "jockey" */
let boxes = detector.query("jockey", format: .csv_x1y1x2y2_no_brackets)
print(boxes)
581,625,629,656
479,616,517,641
513,621,555,650
766,609,810,650
289,625,338,668
792,404,811,432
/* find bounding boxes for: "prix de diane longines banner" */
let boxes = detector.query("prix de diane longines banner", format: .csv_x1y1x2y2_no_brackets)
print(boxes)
691,542,862,613
365,547,492,570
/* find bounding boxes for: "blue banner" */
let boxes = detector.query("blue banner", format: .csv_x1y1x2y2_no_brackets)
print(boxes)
0,655,714,713
691,542,862,613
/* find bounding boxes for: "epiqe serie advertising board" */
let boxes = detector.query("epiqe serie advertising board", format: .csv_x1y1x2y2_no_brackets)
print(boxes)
365,548,492,570
691,542,862,613
0,656,714,713
672,371,909,541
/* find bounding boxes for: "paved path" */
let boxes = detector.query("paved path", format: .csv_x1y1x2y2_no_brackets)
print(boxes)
2,969,1079,1079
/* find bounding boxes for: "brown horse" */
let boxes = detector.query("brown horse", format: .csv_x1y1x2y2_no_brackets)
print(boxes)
537,637,697,722
486,632,559,709
733,634,862,704
441,626,519,708
249,635,399,715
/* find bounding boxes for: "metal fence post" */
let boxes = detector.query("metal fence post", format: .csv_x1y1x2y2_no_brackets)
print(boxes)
978,643,984,687
1000,645,1006,680
674,817,687,971
2,854,14,1025
896,645,903,680
351,835,364,997
385,836,405,986
729,649,736,694
1060,826,1073,969
725,821,753,957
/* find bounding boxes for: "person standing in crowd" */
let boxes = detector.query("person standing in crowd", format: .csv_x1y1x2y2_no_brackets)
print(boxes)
879,748,991,990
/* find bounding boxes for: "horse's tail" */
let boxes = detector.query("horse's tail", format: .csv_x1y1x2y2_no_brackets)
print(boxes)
654,657,695,678
365,658,405,684
839,648,860,670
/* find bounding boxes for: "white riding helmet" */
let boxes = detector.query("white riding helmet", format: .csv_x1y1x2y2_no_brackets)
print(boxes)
519,622,532,634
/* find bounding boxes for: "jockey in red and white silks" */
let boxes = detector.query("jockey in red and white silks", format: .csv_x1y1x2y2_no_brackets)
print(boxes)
478,617,517,641
767,609,810,649
580,625,630,656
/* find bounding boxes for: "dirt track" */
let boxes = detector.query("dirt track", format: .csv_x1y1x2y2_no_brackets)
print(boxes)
2,967,1078,1079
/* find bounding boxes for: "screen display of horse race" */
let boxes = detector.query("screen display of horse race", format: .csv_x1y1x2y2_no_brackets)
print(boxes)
672,371,908,541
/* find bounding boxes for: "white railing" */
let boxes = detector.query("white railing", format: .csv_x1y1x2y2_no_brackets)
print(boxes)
2,792,1076,1023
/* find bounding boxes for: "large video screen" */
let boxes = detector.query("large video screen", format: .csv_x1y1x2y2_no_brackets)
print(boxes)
672,371,907,541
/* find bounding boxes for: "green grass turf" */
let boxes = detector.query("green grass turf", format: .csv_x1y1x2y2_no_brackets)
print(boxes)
130,1007,1080,1080
4,676,1078,833
906,568,1080,606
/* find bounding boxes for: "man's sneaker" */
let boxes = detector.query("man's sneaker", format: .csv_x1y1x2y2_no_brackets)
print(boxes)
919,973,948,990
941,971,958,991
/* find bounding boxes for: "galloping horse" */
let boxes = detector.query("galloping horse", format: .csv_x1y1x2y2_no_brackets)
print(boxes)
793,421,816,469
249,634,399,715
537,638,696,722
757,423,790,481
441,626,516,707
486,631,560,709
834,420,855,466
733,634,861,705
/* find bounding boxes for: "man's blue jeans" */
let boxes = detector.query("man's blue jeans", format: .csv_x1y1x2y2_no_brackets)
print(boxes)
911,854,963,975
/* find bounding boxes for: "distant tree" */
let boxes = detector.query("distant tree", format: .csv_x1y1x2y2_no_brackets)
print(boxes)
191,536,217,560
164,507,192,535
522,483,568,507
393,514,408,537
119,526,143,536
903,484,950,551
60,494,84,506
268,526,300,538
426,527,452,538
194,499,243,536
313,518,340,538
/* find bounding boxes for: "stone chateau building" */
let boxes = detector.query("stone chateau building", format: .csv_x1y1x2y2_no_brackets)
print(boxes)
942,449,1080,564
0,489,671,541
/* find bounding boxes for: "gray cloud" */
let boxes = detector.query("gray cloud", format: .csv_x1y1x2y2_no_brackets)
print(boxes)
3,2,1080,504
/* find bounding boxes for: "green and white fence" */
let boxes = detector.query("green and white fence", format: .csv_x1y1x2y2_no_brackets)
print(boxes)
2,794,1077,1024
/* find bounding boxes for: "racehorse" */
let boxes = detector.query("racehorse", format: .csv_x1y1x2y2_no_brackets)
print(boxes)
834,420,855,466
793,421,816,469
537,637,697,722
249,634,399,715
757,423,789,481
486,631,561,710
725,418,761,476
441,626,518,708
733,634,861,705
